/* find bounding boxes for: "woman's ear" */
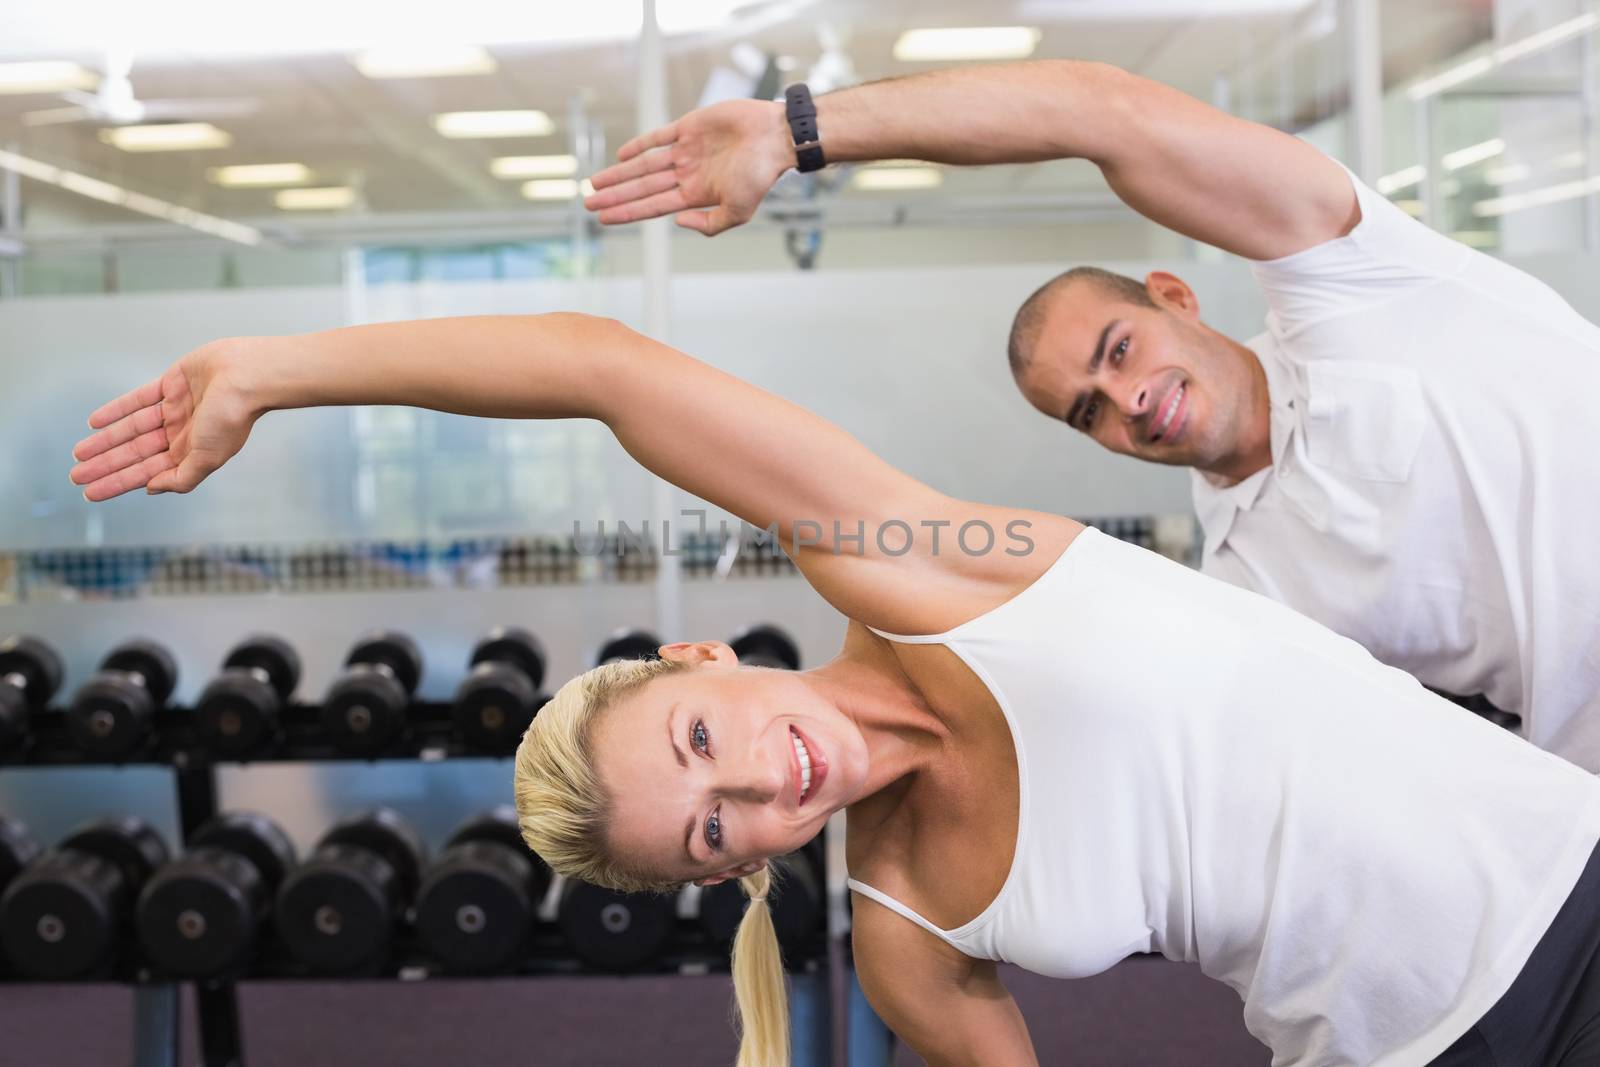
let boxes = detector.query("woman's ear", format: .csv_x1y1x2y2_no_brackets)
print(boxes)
693,860,765,887
658,641,738,668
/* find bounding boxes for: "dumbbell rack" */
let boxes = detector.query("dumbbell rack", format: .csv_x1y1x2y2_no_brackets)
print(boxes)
0,702,831,1067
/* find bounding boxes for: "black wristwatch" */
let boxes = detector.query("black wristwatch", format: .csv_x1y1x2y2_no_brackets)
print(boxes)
783,83,826,173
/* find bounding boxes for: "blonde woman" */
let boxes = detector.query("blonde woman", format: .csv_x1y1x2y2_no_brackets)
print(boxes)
71,314,1600,1067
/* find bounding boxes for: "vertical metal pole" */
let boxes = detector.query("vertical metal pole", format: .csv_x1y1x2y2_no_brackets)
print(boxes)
132,985,180,1067
1583,21,1598,252
1417,95,1440,230
0,145,19,299
640,0,683,642
1343,0,1384,184
569,93,595,279
173,762,244,1067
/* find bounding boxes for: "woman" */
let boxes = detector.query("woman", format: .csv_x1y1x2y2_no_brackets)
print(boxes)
70,313,1600,1067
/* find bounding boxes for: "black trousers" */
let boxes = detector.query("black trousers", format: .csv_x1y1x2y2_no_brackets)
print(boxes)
1429,841,1600,1066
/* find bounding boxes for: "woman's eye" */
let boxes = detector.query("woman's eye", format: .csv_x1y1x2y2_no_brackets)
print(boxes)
705,810,723,850
691,719,710,754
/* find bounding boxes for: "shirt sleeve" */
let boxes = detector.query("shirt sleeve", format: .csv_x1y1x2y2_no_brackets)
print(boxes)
1248,163,1473,341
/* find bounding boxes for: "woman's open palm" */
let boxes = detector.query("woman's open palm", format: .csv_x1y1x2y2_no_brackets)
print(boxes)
69,344,256,501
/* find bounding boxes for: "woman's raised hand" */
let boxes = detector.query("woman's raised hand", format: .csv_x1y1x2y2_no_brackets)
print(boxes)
584,99,795,237
69,340,261,501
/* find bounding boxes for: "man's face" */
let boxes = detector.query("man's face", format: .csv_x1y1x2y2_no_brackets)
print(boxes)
1016,274,1258,472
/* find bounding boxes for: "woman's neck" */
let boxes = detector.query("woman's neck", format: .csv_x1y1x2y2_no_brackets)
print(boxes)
801,626,951,820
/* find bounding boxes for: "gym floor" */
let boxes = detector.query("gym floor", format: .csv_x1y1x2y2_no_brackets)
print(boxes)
0,956,1270,1065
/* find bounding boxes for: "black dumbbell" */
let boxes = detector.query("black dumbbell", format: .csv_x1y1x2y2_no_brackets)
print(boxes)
322,632,423,755
558,879,676,973
452,628,548,753
0,815,41,902
66,641,178,758
0,816,170,979
729,624,801,670
415,806,552,973
275,807,426,974
699,849,823,963
196,636,302,758
136,811,296,978
0,636,64,753
594,628,662,667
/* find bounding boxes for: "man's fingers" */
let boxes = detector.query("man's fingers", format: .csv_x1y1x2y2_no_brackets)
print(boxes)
87,380,163,430
588,148,676,194
615,123,679,163
83,451,176,502
70,426,170,487
72,403,165,462
585,169,683,214
595,187,694,226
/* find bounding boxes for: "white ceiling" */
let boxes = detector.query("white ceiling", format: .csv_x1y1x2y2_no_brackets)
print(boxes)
0,0,1493,241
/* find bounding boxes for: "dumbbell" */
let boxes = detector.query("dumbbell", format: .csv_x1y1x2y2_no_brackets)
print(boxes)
558,878,677,972
729,624,801,670
0,816,170,979
196,636,302,758
0,636,64,753
275,807,426,974
594,628,662,667
322,632,423,755
699,848,824,963
0,816,41,976
452,628,548,753
66,640,178,758
136,812,296,978
415,806,551,973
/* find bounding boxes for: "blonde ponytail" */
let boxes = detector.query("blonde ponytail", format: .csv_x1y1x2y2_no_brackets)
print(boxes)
730,865,789,1067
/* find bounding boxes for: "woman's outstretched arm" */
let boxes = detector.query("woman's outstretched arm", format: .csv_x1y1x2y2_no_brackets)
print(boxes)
70,313,1071,631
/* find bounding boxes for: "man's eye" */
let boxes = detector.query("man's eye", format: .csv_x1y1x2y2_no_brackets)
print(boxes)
705,810,723,850
1083,398,1101,429
691,719,710,753
1112,338,1130,364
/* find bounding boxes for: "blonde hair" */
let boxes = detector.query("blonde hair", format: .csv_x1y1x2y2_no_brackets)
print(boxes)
514,657,790,1067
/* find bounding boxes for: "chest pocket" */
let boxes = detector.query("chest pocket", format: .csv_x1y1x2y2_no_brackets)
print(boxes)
1301,360,1427,483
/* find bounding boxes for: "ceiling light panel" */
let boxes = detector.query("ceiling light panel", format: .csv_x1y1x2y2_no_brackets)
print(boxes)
276,186,356,210
893,27,1042,62
100,123,232,152
434,110,555,139
208,163,312,187
491,155,578,179
0,61,98,94
354,45,496,79
852,166,944,191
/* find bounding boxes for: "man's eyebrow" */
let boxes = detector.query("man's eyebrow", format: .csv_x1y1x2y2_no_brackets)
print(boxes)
1089,320,1119,373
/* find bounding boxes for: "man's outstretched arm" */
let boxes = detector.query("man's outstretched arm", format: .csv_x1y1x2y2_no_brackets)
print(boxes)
586,60,1358,261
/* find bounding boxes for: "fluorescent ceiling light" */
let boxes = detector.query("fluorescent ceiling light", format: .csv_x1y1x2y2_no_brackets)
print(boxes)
1393,199,1425,217
521,178,596,201
208,163,312,187
0,146,262,244
100,123,232,152
1376,165,1426,196
434,110,555,139
0,61,98,95
1486,163,1532,186
1410,13,1600,101
1442,138,1506,172
354,45,496,79
1474,176,1600,217
1408,55,1496,100
276,186,356,210
491,155,577,179
893,27,1041,62
1551,151,1587,171
852,166,944,192
1494,12,1599,64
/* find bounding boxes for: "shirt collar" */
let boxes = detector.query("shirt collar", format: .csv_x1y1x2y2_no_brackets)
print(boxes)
1191,334,1296,551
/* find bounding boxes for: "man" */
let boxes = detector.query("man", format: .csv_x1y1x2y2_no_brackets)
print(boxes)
584,60,1600,770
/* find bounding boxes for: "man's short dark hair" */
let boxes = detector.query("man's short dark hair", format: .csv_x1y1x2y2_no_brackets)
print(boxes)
1007,267,1156,377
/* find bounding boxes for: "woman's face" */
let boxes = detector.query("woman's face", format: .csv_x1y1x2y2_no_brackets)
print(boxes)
593,642,868,886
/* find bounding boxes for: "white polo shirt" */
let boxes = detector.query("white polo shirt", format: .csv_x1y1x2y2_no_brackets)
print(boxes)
1192,169,1600,770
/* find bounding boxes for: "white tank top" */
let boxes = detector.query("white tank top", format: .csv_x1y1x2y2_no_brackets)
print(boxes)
849,528,1600,1067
